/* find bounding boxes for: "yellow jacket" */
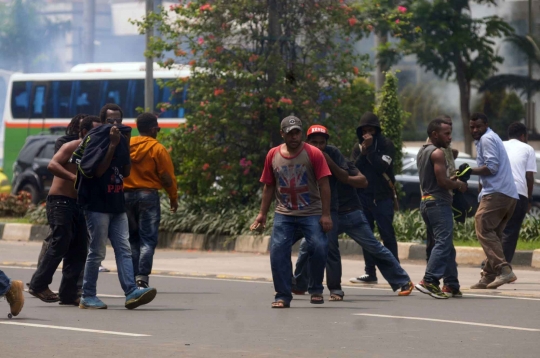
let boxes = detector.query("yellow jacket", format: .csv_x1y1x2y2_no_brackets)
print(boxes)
123,136,178,200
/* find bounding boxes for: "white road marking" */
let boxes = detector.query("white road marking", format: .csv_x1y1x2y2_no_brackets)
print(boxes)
0,322,151,337
354,313,540,332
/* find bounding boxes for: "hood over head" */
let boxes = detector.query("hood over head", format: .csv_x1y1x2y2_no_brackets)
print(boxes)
356,112,381,140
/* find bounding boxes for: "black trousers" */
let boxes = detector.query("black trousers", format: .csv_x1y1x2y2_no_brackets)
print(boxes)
501,194,529,263
30,196,88,302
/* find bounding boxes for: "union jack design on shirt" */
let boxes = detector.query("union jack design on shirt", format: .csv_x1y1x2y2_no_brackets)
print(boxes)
277,164,310,210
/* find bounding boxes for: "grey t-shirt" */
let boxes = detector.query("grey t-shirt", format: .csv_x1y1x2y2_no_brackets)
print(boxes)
418,144,453,203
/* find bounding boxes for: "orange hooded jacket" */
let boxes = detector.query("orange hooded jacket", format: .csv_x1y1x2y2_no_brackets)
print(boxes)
123,136,178,200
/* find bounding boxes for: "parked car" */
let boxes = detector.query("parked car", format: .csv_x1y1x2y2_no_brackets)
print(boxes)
11,134,60,204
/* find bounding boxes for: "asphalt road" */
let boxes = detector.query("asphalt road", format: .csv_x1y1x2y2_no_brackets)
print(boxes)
1,264,540,358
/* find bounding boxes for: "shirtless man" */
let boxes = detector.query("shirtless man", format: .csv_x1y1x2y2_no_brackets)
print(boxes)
28,116,102,305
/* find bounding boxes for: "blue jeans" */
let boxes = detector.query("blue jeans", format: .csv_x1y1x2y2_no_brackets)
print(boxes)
359,195,399,277
125,190,161,284
295,209,410,291
0,270,11,296
82,211,137,298
294,212,343,296
271,213,328,304
420,200,459,289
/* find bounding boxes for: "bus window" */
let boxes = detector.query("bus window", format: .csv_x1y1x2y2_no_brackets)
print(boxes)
74,80,101,115
11,81,31,119
31,85,47,118
46,81,72,118
132,79,145,116
102,80,129,109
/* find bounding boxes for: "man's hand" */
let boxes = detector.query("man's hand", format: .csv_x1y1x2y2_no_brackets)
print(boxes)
457,180,468,193
362,134,373,148
319,214,333,233
250,213,267,233
110,126,121,147
170,198,178,213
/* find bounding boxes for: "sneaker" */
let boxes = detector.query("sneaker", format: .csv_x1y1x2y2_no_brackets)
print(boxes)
98,266,110,273
349,274,378,284
398,281,414,296
136,280,149,289
79,296,107,309
442,285,463,298
470,272,495,289
5,280,24,316
415,280,448,299
125,287,157,310
486,266,517,289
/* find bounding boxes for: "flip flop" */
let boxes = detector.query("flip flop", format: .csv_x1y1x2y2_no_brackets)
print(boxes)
329,293,344,301
271,300,290,308
310,294,324,304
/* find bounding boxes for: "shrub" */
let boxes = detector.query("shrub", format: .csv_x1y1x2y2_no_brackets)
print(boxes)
26,203,48,225
0,192,33,217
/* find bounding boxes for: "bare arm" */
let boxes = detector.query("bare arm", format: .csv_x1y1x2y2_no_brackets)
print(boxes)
318,176,333,232
250,184,275,232
96,127,120,178
47,140,81,181
432,149,467,192
347,171,368,188
526,171,534,201
323,152,349,184
452,149,459,159
471,166,492,176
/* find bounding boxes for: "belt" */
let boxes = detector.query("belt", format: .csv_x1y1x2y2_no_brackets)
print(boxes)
421,195,436,201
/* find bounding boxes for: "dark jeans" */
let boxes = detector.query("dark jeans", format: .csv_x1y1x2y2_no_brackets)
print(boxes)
359,194,398,277
30,196,88,302
420,199,459,289
294,212,342,295
295,209,410,292
0,270,10,296
271,213,328,304
125,190,161,284
501,195,529,263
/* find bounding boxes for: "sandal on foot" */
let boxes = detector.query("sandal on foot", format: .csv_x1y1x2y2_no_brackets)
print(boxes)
29,287,60,303
310,294,324,304
329,293,343,301
271,300,290,308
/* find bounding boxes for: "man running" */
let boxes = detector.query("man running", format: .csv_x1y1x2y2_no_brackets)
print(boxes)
415,118,467,299
29,116,102,305
501,122,536,263
294,125,414,299
250,116,332,308
124,113,178,288
469,113,519,289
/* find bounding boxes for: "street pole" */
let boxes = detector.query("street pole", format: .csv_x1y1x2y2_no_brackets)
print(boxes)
82,0,95,63
145,0,154,112
527,0,534,132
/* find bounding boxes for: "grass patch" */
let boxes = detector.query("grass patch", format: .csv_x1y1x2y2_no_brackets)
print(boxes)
445,240,540,250
0,216,30,224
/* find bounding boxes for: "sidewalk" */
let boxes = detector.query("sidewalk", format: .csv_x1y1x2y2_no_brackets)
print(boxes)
1,240,539,299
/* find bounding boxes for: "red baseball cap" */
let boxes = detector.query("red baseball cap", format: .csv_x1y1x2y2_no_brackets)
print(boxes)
307,125,330,139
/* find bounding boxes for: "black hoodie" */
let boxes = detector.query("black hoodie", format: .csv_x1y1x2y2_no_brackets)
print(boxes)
351,112,396,201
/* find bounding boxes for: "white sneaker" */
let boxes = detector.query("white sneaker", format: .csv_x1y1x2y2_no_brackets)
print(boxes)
98,266,110,273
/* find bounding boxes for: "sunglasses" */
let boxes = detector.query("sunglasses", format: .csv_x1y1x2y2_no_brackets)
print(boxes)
106,118,122,124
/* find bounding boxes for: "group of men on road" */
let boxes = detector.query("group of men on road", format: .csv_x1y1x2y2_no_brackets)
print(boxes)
252,110,536,306
1,103,178,316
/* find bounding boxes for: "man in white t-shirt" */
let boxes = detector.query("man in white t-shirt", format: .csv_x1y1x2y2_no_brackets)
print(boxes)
502,122,537,263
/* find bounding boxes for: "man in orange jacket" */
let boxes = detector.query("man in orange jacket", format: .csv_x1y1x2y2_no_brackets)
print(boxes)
124,113,178,288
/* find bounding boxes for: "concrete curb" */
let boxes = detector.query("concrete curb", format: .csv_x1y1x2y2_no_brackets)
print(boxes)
0,223,535,267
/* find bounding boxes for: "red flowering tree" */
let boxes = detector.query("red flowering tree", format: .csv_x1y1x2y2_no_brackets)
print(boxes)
135,0,406,205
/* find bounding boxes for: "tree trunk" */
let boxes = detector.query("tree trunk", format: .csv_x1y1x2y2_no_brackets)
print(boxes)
267,0,282,146
455,63,472,155
374,31,388,91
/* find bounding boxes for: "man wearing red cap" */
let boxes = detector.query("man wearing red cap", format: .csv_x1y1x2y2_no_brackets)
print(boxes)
251,116,332,308
293,125,414,299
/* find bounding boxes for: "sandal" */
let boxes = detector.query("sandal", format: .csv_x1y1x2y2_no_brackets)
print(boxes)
310,294,324,304
29,287,60,303
329,293,343,301
271,300,290,308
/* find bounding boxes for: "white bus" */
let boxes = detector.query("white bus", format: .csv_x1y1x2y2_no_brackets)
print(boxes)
1,62,190,179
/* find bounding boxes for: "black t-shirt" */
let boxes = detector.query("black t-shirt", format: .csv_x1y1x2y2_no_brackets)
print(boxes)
324,145,349,213
337,161,363,213
54,135,79,154
79,160,126,213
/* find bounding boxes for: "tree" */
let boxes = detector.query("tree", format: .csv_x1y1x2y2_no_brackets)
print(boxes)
376,72,406,174
0,0,69,72
135,1,375,204
401,0,513,154
473,90,525,139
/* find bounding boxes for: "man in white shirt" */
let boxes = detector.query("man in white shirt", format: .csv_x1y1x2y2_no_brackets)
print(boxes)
502,122,536,263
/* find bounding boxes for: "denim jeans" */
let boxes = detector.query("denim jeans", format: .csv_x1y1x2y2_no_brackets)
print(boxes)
82,211,137,298
359,194,399,277
271,213,328,304
420,200,459,289
125,190,161,284
30,196,88,302
294,212,342,295
0,270,11,296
